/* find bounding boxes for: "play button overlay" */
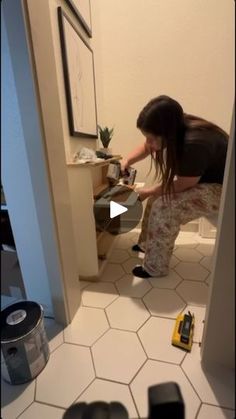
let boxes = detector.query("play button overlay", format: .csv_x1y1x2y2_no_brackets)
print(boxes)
110,201,127,219
94,184,143,235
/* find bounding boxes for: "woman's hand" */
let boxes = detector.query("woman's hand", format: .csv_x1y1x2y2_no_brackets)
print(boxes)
120,159,130,176
136,188,153,201
137,185,162,201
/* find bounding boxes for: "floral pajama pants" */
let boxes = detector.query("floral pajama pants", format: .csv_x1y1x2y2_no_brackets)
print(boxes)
138,183,222,277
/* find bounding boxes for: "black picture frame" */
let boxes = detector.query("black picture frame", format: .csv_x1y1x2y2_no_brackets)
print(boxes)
58,7,98,138
65,0,92,38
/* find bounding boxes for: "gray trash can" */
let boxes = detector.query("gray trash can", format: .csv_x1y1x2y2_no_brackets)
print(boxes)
1,300,50,384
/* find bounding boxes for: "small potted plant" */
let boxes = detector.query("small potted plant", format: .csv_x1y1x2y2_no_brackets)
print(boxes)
98,125,114,154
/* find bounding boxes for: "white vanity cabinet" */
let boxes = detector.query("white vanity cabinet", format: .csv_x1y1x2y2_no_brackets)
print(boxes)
67,156,122,279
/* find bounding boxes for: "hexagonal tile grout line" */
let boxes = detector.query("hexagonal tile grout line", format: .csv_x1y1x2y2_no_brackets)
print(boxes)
81,289,120,310
15,402,32,419
32,400,67,416
135,321,152,358
200,262,212,274
91,331,148,386
48,338,65,355
7,231,222,419
34,376,38,408
104,305,113,328
204,270,212,284
128,387,140,419
173,277,185,291
33,382,37,409
21,399,66,417
140,295,155,318
195,244,215,257
74,356,97,401
105,298,151,333
109,249,131,265
75,376,139,415
128,357,149,387
110,268,199,324
85,327,112,349
142,288,187,318
174,280,208,305
193,249,206,261
176,243,213,264
147,273,185,291
75,237,213,400
56,310,205,397
194,402,202,419
173,261,210,281
179,354,203,406
128,360,152,418
141,306,189,323
127,357,201,417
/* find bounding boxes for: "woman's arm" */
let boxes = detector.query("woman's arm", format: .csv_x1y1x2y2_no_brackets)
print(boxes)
138,176,201,201
121,142,151,171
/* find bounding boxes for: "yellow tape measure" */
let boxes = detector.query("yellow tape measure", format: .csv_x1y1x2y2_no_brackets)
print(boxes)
172,311,194,351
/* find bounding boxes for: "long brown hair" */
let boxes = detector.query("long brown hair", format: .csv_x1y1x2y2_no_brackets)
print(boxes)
137,95,228,197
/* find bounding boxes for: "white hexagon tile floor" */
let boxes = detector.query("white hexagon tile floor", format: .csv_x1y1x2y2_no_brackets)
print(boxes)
1,230,235,419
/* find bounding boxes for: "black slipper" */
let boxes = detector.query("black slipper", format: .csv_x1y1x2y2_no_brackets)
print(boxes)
132,244,145,253
132,265,151,278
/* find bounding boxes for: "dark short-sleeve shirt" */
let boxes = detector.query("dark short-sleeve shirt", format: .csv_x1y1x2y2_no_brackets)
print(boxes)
176,128,228,184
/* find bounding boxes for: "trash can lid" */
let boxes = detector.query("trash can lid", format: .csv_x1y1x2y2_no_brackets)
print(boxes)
1,301,43,342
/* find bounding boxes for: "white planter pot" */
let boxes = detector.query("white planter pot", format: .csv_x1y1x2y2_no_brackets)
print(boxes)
99,147,112,154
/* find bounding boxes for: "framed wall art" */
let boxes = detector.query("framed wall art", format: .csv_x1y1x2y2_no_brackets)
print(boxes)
65,0,92,38
58,7,98,138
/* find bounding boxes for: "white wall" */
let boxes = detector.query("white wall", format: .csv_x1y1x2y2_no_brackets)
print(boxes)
201,107,235,369
24,0,234,181
47,0,99,160
91,0,235,183
2,5,54,316
2,0,81,325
